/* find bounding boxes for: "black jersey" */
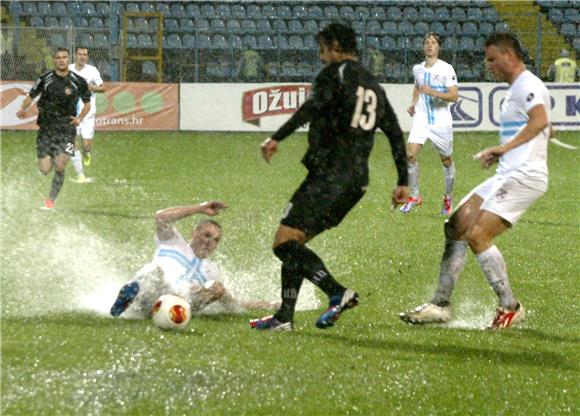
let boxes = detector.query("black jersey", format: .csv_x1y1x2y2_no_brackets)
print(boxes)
271,60,408,186
28,70,91,127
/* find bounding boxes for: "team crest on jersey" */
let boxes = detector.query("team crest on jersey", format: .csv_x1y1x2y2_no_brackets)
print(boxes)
64,87,72,95
526,92,534,102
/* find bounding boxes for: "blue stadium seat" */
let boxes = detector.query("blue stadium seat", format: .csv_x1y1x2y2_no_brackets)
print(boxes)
246,4,261,19
215,4,231,18
560,23,576,37
142,61,157,77
339,6,355,20
30,16,44,27
495,21,510,32
165,18,179,32
231,4,246,19
352,21,364,33
419,7,435,21
37,2,52,16
386,6,402,21
211,34,228,49
451,7,466,21
479,22,494,35
367,20,383,35
241,19,257,32
367,36,381,49
446,21,462,35
201,4,216,19
81,3,97,17
273,19,288,32
53,2,67,16
185,4,200,18
397,37,410,50
78,33,94,48
415,21,429,35
370,6,386,20
308,6,323,19
435,7,450,20
458,37,476,51
210,19,226,31
277,35,289,50
475,36,486,49
89,17,104,28
50,33,66,47
466,7,483,21
444,36,458,50
277,5,292,18
127,34,138,48
430,22,445,34
94,33,109,48
226,19,241,33
60,17,74,28
125,3,140,13
573,37,580,53
463,22,478,35
266,61,279,79
77,18,89,27
230,35,243,49
242,34,257,49
403,7,419,21
261,4,276,19
289,35,304,50
182,34,195,48
256,35,274,50
304,20,319,33
194,18,209,31
196,34,211,48
170,4,186,18
399,21,414,35
547,8,563,24
483,7,499,22
22,2,38,15
293,5,307,18
256,19,272,33
355,6,370,20
44,16,59,27
411,36,424,51
382,35,397,50
282,62,299,79
324,6,339,19
137,34,154,48
156,2,170,16
134,17,150,32
288,20,304,34
564,8,579,23
180,18,195,32
383,21,398,35
303,35,317,50
141,3,155,14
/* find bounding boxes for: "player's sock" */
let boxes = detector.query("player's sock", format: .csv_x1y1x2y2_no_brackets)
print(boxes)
408,161,420,197
476,245,518,310
48,171,65,201
443,162,455,197
71,150,84,176
431,239,468,306
273,264,303,323
273,240,345,298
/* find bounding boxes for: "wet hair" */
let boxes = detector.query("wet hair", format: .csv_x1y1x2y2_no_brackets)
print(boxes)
53,47,70,57
317,22,358,54
195,219,222,231
423,32,442,47
75,46,89,53
485,32,524,60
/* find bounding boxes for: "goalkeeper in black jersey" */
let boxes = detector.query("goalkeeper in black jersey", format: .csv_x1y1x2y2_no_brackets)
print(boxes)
250,23,409,331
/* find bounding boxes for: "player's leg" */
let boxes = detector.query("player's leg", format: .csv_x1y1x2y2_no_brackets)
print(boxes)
111,265,164,317
432,128,455,215
401,127,425,213
81,115,95,166
71,129,86,181
48,144,72,204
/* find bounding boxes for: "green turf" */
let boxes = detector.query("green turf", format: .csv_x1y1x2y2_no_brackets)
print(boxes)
1,130,579,415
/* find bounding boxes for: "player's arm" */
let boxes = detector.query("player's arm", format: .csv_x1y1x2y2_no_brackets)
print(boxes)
72,78,92,125
90,71,106,93
16,77,43,118
407,84,419,116
155,201,228,241
475,104,549,169
16,95,34,118
420,84,459,102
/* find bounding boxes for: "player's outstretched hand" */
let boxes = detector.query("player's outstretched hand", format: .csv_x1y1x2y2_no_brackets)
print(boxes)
473,146,503,169
199,200,228,216
407,105,416,117
391,185,409,209
261,138,278,163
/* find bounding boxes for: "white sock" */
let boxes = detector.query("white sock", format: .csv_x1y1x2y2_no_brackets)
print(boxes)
71,150,84,176
476,245,517,309
431,240,468,306
408,161,420,198
443,162,455,197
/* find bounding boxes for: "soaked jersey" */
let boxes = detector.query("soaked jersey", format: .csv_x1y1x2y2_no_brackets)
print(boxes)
271,59,408,187
68,63,103,115
412,59,457,127
497,70,550,189
151,227,219,296
28,70,90,127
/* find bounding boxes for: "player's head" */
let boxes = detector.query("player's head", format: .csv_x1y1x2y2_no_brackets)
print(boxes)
317,22,358,64
423,32,442,59
484,33,525,82
190,220,223,259
75,46,89,66
52,47,70,70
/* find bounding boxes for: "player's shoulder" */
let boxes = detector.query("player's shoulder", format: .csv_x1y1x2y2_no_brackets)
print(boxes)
436,59,455,72
412,62,424,72
516,70,547,92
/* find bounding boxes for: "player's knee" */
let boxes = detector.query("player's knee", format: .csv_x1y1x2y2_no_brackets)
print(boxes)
209,281,226,299
273,239,302,263
407,154,418,164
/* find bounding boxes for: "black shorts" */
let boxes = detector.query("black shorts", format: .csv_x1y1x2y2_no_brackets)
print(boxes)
36,124,76,159
281,173,366,237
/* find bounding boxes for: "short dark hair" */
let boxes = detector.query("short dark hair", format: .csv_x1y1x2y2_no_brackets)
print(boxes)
485,32,524,60
423,32,442,47
318,22,358,54
53,47,70,57
196,219,222,231
75,46,89,52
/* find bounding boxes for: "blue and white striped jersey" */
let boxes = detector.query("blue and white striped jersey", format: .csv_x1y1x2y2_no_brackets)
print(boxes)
412,59,457,127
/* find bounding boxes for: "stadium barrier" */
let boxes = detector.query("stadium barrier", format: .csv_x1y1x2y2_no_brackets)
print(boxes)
2,81,578,132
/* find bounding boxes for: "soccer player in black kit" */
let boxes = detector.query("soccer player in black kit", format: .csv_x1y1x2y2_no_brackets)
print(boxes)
250,23,409,331
17,47,91,209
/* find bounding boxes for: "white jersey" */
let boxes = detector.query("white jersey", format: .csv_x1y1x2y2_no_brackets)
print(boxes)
497,70,550,189
68,63,103,115
150,227,219,297
412,59,457,127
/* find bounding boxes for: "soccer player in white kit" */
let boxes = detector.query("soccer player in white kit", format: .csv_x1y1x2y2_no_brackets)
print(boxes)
110,200,277,318
400,33,551,329
402,33,459,215
68,47,105,183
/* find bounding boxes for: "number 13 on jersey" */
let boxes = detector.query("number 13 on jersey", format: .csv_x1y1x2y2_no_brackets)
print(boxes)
350,86,377,131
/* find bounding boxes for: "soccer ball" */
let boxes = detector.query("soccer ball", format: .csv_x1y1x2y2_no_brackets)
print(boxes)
151,294,191,330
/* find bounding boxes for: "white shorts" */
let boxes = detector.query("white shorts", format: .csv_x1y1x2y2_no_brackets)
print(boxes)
408,123,453,156
76,112,96,139
457,175,546,225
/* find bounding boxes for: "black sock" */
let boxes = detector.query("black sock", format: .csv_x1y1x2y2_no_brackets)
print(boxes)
273,240,345,298
273,264,303,323
49,171,65,200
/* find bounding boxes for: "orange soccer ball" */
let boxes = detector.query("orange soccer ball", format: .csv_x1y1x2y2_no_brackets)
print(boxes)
151,294,191,330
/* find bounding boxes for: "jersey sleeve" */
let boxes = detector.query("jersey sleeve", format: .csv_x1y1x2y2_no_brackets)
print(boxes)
92,67,104,86
445,65,458,87
28,76,44,99
521,80,547,113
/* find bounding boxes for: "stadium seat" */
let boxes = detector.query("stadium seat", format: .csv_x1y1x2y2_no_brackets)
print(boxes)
397,36,410,50
127,34,138,48
230,34,243,49
170,4,186,18
303,35,317,50
89,17,104,28
573,37,580,53
463,22,478,36
266,61,280,79
277,35,289,50
277,5,292,18
281,61,299,79
211,34,228,49
560,23,576,37
444,36,458,50
239,19,256,32
231,4,246,19
256,35,274,50
367,36,381,49
210,19,226,31
226,19,241,33
261,4,276,19
44,16,59,27
415,21,429,35
22,2,37,15
53,2,67,16
137,34,154,48
288,20,304,34
37,2,52,16
180,18,195,32
308,6,323,19
196,34,211,48
124,3,140,13
367,20,383,35
201,4,216,19
185,4,200,18
383,21,398,35
324,6,339,19
194,18,209,31
141,3,155,14
458,37,476,51
430,21,445,34
355,6,370,20
466,7,483,21
304,20,319,33
399,21,414,35
479,22,494,35
564,8,579,23
338,6,355,21
59,17,74,28
50,33,66,47
446,21,462,35
77,18,89,27
403,7,419,21
435,7,450,21
382,36,397,51
293,5,307,18
351,21,364,33
206,62,230,80
134,17,150,33
246,4,261,19
78,33,94,48
419,7,435,21
215,4,231,18
495,21,510,32
165,18,179,32
94,33,109,48
242,34,257,49
289,35,304,50
483,7,499,22
451,7,466,21
386,6,402,21
30,16,44,27
142,61,157,77
411,36,424,51
182,34,195,48
256,19,272,33
157,3,171,17
370,6,386,20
